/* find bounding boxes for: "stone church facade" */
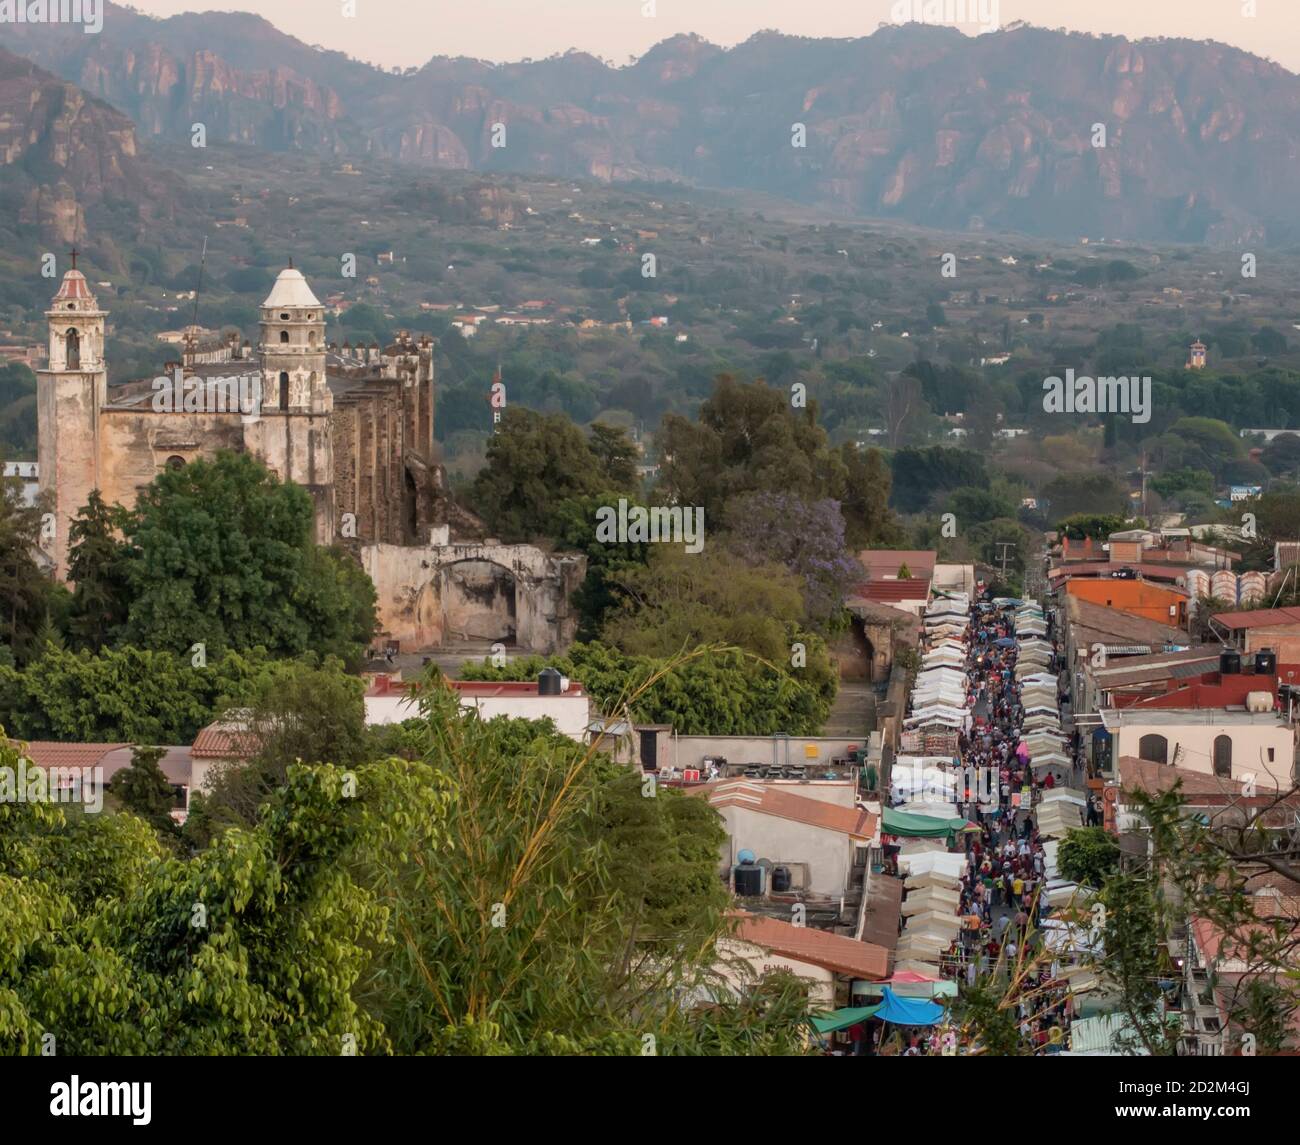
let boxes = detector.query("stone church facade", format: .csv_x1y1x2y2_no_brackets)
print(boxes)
38,264,441,576
36,263,581,653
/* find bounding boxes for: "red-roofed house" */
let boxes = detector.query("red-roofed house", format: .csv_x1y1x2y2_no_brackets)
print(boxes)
10,740,193,820
718,911,891,1007
1214,607,1300,662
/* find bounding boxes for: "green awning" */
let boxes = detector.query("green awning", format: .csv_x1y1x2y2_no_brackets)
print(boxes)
809,1005,881,1035
882,807,971,839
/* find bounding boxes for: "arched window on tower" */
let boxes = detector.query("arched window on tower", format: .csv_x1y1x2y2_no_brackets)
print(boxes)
1213,735,1232,778
66,328,80,370
279,371,290,409
280,330,290,344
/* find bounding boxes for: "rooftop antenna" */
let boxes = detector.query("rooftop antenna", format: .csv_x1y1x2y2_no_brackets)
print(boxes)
191,236,208,332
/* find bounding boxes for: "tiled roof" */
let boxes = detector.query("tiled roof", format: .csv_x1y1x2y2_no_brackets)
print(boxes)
9,741,126,768
1117,757,1300,804
52,270,92,301
857,549,937,578
8,741,192,786
855,580,931,603
704,781,877,838
1065,595,1188,647
730,911,892,980
190,722,261,761
1212,607,1300,630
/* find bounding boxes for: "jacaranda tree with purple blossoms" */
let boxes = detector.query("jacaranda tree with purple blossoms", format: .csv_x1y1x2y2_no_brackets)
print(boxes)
723,491,861,628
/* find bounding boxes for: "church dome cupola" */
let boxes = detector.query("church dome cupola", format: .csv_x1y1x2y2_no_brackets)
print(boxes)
52,268,98,311
258,264,328,413
262,267,322,310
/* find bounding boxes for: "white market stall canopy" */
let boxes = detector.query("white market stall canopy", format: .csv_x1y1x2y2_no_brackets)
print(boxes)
898,852,968,880
901,885,962,915
902,911,961,938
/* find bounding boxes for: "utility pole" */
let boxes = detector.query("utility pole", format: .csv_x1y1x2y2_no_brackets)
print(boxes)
995,542,1016,584
191,235,208,332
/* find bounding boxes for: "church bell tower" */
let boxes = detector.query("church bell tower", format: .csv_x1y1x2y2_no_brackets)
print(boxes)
37,252,107,580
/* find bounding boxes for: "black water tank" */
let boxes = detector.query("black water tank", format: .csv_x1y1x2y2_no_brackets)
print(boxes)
1220,649,1241,676
734,866,764,896
772,865,792,893
538,667,563,696
1256,649,1278,675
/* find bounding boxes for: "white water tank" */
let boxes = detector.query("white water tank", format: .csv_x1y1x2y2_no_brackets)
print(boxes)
1246,691,1273,713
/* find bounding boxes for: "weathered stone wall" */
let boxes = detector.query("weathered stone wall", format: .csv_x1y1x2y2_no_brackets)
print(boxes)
98,409,245,509
38,370,103,578
362,541,586,653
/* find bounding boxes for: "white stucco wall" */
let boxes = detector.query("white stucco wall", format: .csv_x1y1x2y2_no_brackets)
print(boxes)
716,806,856,896
1114,721,1294,789
671,735,865,772
715,939,834,1008
365,691,591,741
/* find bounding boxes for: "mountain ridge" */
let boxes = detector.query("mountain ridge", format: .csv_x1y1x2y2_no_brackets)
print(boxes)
6,9,1300,244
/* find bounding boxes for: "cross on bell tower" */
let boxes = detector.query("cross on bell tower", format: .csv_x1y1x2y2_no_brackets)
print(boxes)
69,248,79,271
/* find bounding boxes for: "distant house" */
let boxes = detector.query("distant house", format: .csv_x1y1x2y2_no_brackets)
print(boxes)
12,740,193,822
3,461,39,507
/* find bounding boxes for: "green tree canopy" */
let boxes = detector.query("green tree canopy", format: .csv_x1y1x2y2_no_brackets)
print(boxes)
119,452,376,664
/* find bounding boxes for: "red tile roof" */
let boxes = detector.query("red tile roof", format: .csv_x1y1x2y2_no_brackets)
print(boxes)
52,270,92,301
730,911,891,979
8,741,127,768
703,781,877,838
854,580,931,604
858,550,937,579
1213,607,1300,630
190,723,261,761
1117,757,1300,810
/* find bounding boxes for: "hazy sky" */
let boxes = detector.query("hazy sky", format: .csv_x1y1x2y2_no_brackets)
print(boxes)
124,0,1300,73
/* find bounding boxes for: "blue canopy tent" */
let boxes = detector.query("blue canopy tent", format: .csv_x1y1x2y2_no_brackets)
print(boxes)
874,986,946,1027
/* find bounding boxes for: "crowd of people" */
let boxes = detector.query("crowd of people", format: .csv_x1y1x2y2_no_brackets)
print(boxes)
940,597,1076,1050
